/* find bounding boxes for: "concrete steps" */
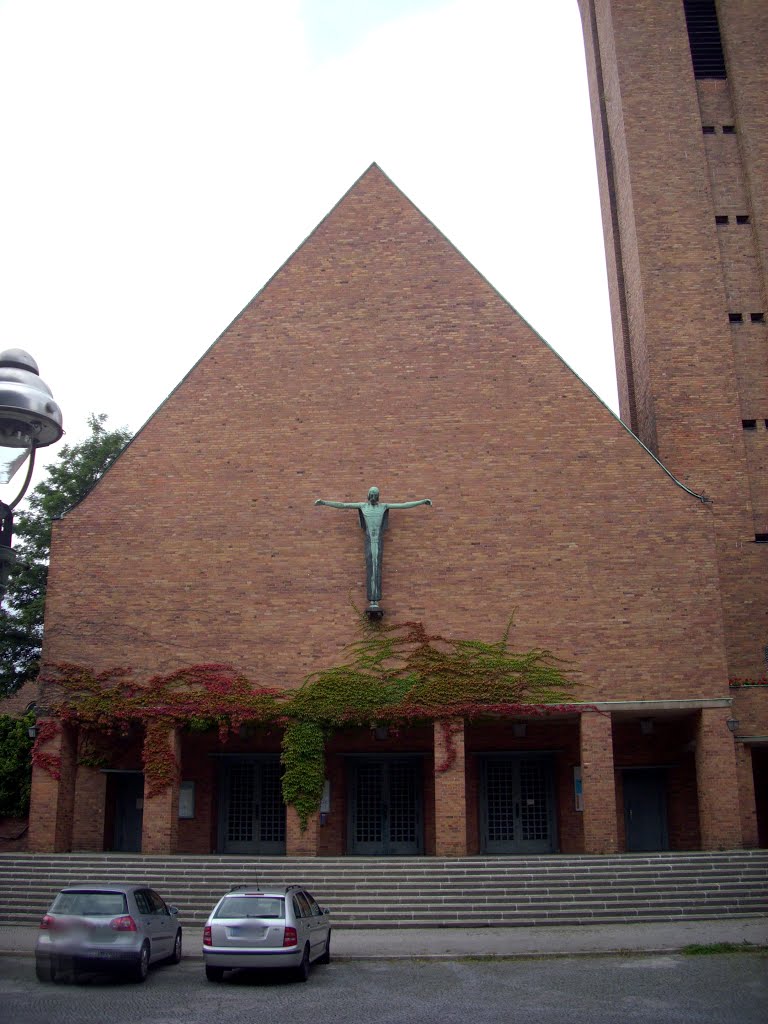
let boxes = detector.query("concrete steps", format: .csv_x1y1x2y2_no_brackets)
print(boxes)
0,850,766,928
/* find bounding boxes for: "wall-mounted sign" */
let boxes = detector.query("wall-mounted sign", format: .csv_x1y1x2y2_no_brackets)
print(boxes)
573,766,583,812
178,781,195,819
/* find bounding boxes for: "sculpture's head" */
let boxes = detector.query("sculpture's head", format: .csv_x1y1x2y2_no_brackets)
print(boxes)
367,486,380,504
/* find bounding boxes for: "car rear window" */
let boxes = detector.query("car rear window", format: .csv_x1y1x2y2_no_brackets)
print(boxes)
50,891,128,916
214,896,284,919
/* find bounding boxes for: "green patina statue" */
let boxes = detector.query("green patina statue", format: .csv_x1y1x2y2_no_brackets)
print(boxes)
315,486,432,611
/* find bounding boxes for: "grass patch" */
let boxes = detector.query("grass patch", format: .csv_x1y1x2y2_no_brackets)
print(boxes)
683,942,767,956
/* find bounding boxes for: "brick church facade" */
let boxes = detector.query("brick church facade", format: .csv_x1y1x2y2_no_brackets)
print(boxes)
25,0,767,856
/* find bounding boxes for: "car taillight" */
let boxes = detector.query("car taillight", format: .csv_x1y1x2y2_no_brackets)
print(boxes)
282,926,298,947
110,915,138,932
203,925,212,946
39,914,56,930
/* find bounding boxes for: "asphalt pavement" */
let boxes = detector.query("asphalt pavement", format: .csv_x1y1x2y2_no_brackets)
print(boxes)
0,917,766,960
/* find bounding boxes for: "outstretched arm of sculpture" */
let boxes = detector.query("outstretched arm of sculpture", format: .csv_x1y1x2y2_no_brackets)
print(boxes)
315,499,363,509
386,498,432,509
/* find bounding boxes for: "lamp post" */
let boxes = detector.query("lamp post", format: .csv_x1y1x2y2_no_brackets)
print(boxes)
0,348,63,602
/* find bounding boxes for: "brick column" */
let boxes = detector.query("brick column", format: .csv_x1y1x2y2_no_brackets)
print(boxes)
579,711,619,854
286,806,319,856
434,718,467,856
695,708,743,849
141,724,181,854
71,765,107,851
28,720,78,852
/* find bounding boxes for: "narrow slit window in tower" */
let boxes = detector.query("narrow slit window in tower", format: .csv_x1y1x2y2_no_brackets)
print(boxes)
683,0,727,79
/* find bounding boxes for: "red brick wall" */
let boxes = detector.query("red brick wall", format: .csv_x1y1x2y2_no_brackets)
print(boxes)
577,0,768,680
718,0,768,287
731,686,768,736
28,722,77,852
71,766,107,851
141,726,181,854
433,720,467,856
43,167,729,711
695,707,743,848
580,712,619,853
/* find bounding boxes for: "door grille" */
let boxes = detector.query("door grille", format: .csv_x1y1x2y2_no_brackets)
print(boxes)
355,763,383,843
227,763,255,843
389,762,418,844
259,761,286,844
520,759,549,842
483,756,555,852
486,761,516,842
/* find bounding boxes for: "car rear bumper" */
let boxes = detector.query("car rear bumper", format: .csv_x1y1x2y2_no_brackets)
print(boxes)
203,946,304,970
36,949,141,973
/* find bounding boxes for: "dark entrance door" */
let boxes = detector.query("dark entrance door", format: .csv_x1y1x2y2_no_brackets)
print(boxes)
112,772,144,852
623,768,669,851
218,758,286,854
348,758,422,855
480,756,557,853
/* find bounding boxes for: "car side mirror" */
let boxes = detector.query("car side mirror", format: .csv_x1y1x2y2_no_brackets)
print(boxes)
323,907,330,915
169,905,179,916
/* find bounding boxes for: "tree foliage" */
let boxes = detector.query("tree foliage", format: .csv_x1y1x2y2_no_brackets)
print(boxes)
0,414,132,694
0,712,34,817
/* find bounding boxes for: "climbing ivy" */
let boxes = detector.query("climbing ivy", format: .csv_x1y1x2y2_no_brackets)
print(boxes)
34,616,580,828
280,721,326,830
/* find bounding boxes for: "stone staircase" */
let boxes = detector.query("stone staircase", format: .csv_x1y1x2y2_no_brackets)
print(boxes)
0,850,766,929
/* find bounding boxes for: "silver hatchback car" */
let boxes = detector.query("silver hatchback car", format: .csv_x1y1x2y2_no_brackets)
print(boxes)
202,885,331,982
35,883,182,983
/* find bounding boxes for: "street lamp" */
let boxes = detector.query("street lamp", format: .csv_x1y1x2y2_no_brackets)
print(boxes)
0,348,63,601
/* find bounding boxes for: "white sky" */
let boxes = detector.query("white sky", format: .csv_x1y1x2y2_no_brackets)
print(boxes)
0,0,617,490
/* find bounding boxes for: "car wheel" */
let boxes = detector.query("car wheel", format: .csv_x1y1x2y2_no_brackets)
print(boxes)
205,965,224,983
294,943,311,982
35,957,55,983
130,942,150,983
167,930,182,965
316,930,331,965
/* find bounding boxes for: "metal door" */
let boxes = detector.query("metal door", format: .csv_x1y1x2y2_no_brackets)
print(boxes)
219,758,286,854
349,759,422,855
623,768,669,851
112,773,144,852
480,756,556,853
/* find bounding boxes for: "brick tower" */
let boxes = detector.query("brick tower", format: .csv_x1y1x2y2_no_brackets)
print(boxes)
578,0,768,679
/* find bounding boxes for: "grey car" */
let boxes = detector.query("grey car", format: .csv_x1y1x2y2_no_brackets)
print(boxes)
202,885,331,982
35,883,182,983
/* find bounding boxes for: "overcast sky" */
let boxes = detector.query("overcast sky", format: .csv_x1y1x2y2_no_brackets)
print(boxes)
0,0,617,489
